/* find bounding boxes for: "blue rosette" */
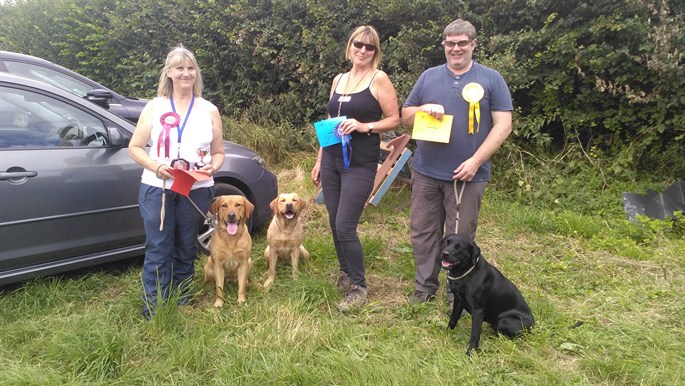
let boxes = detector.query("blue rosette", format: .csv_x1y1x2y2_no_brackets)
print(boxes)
314,116,346,147
334,123,352,169
313,116,352,168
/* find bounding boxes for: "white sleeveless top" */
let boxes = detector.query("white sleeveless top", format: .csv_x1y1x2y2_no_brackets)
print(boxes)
140,96,216,189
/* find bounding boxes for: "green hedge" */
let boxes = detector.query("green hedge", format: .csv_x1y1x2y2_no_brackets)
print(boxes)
1,0,683,176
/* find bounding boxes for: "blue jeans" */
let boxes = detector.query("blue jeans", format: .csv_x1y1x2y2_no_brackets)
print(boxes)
138,184,214,316
320,154,376,288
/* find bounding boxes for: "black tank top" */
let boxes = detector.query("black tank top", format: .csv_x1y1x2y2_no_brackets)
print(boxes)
324,72,383,167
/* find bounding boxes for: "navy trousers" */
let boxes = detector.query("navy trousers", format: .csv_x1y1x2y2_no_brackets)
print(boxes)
138,184,214,316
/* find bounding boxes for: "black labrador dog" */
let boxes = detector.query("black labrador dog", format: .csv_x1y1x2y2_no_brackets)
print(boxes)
440,234,534,355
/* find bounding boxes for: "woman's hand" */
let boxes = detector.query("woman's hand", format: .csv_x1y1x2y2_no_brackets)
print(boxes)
340,118,369,135
198,164,216,177
311,162,321,188
155,163,172,179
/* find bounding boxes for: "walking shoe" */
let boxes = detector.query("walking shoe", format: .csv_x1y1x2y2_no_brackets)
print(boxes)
407,290,435,305
338,284,368,312
336,271,351,294
141,306,152,320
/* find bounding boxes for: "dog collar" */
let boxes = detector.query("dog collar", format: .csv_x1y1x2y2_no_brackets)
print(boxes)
447,257,480,281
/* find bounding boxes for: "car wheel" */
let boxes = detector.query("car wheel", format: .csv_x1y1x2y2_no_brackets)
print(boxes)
196,182,253,255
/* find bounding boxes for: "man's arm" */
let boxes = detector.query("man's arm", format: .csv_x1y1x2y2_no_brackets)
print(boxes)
453,110,512,181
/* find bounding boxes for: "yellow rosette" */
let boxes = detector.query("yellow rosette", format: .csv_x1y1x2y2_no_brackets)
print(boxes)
462,83,484,134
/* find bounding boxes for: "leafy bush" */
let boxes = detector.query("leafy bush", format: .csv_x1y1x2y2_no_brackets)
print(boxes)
0,0,682,176
223,114,315,166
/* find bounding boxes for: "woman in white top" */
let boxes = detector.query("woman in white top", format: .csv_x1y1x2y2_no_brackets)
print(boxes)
129,45,224,319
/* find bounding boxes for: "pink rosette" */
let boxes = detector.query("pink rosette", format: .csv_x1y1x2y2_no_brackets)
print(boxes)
157,111,180,157
160,111,180,129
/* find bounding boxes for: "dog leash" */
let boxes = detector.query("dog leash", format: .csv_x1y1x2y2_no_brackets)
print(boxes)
453,180,467,235
447,257,480,281
160,180,167,231
159,178,213,232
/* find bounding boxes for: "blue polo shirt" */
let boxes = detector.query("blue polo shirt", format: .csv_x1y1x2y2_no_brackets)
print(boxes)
404,61,512,181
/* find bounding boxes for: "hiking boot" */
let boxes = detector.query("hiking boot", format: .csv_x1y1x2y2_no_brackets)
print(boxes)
407,290,435,305
338,284,368,312
336,271,351,294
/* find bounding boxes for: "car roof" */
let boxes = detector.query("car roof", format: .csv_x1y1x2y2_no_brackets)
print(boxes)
0,72,135,131
0,72,259,158
0,50,123,98
0,50,61,67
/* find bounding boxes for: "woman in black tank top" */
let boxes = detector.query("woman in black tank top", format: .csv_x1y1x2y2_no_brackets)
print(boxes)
310,25,400,312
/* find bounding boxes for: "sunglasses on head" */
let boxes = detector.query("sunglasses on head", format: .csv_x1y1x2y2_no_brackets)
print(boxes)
352,41,377,52
442,40,472,49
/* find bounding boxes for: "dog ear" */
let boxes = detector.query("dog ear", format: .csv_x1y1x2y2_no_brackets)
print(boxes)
270,196,279,214
297,194,306,211
469,240,481,264
210,197,221,216
440,236,448,251
243,196,255,219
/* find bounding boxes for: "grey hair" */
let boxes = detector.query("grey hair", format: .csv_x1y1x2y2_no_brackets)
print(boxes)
442,19,477,40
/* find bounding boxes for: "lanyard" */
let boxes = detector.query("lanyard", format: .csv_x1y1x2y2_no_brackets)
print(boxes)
170,94,195,157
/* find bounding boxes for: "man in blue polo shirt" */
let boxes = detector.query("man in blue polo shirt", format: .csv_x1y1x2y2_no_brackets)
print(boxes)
402,18,513,305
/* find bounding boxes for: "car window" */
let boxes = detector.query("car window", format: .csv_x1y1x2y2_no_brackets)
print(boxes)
4,60,93,98
0,85,110,148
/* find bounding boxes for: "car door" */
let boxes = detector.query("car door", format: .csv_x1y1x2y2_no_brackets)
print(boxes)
0,81,145,273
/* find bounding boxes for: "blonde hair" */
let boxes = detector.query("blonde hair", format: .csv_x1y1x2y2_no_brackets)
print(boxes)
345,26,382,69
156,45,204,97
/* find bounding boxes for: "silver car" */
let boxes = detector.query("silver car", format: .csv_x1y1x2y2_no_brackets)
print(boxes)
0,50,148,124
0,73,278,285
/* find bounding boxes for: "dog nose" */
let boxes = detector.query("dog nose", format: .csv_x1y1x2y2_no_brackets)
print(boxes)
227,212,237,221
285,203,293,210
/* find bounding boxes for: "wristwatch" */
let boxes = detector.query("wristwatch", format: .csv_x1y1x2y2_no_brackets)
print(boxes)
367,123,374,135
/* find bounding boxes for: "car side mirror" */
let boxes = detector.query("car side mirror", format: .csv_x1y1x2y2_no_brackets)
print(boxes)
108,127,128,148
85,89,113,109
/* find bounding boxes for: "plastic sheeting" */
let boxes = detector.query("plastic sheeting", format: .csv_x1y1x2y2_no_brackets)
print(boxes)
622,179,685,221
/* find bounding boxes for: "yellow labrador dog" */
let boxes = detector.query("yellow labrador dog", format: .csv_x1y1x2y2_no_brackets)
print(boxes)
203,195,254,307
263,193,309,289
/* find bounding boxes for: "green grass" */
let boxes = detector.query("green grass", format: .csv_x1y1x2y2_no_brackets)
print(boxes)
1,151,683,385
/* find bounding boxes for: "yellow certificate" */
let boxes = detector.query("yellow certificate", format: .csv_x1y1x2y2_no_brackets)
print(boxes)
412,111,453,143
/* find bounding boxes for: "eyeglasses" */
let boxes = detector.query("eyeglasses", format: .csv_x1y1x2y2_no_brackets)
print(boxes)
352,41,377,52
442,40,472,49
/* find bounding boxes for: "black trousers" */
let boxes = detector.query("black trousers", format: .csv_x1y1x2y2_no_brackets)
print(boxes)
320,153,376,288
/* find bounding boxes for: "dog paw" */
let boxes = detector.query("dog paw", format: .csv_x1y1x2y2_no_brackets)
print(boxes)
465,345,479,356
213,300,224,308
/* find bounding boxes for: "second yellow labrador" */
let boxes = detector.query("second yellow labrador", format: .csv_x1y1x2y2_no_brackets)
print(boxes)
263,193,309,289
203,195,254,306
